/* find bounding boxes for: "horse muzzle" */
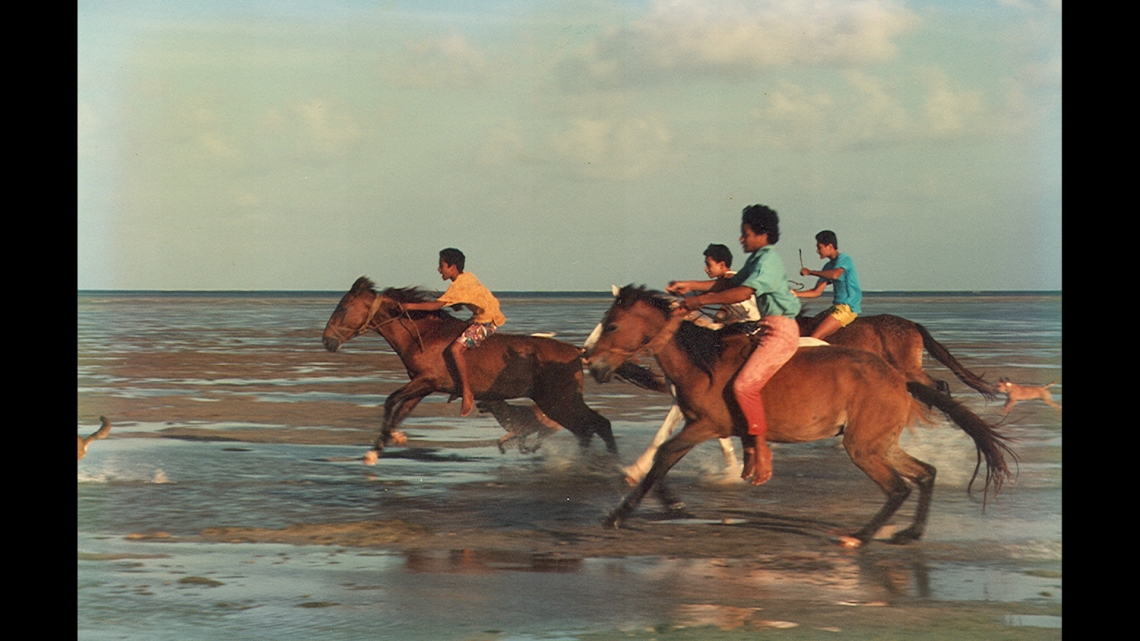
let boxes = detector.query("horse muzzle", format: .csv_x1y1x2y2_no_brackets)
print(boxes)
322,334,342,353
587,356,615,384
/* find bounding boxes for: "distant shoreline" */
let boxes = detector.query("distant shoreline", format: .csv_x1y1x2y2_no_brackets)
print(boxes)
78,289,1061,299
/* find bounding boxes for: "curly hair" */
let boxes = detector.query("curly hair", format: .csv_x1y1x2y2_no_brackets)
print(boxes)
741,204,780,244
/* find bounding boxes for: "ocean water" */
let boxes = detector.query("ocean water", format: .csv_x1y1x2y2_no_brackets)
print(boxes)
78,291,1061,640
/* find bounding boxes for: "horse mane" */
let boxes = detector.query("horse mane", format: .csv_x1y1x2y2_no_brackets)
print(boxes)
349,278,453,319
380,286,438,304
614,285,675,314
614,285,723,376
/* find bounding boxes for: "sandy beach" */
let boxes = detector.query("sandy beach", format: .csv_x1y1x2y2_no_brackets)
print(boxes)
78,294,1061,639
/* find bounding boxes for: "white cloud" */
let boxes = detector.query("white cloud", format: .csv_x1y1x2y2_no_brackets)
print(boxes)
750,67,996,150
291,99,363,154
917,67,984,135
547,114,676,180
398,33,491,89
560,0,920,88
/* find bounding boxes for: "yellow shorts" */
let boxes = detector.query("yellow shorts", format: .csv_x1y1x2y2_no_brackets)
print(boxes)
826,304,858,328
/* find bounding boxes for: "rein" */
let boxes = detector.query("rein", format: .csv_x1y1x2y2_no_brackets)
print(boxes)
332,295,427,352
602,304,686,363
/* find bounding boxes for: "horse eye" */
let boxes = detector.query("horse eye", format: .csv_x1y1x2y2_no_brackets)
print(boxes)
605,323,618,333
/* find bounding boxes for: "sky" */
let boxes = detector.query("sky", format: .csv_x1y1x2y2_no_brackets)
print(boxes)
78,0,1061,292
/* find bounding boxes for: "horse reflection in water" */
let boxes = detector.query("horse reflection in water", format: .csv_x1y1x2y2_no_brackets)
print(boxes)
323,277,615,462
586,286,1014,546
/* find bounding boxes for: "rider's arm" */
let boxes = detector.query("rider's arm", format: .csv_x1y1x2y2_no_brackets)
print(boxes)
681,285,755,311
793,279,828,299
800,266,845,281
401,300,448,312
666,279,716,296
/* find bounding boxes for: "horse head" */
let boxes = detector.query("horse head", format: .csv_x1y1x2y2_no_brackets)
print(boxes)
323,276,383,352
585,285,675,383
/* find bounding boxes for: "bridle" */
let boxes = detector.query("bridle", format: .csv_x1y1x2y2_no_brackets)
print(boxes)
591,300,687,365
328,294,426,352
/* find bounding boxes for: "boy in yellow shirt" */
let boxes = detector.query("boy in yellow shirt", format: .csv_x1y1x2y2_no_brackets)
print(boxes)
401,248,507,417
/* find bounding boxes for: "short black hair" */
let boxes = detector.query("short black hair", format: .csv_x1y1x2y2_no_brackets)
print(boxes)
703,243,733,268
741,204,780,244
815,230,838,249
439,247,465,271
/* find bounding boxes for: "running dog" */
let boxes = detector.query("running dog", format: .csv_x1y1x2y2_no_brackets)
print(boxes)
477,400,561,454
78,416,112,461
996,378,1061,414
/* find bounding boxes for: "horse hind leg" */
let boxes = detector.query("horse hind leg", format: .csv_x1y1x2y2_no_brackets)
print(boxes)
846,442,936,545
883,450,936,544
537,394,618,454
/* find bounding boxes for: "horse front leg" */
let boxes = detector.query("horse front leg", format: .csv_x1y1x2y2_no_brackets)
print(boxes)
622,404,683,485
606,423,706,528
365,379,435,464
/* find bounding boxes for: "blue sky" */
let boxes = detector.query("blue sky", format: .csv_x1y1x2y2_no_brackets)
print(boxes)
78,0,1061,292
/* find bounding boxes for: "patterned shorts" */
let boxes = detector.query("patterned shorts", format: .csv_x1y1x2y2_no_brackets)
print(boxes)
826,304,858,327
456,322,497,349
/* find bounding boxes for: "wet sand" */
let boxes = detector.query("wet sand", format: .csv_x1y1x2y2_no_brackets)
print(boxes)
78,298,1061,638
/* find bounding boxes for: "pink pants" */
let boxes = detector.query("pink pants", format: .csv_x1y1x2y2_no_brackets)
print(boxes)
732,314,799,437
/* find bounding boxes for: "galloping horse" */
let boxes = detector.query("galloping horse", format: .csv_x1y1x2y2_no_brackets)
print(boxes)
597,297,997,485
797,309,998,399
586,286,1014,545
323,277,616,460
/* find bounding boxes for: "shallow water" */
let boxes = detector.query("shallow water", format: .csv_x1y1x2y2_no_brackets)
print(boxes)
78,292,1061,639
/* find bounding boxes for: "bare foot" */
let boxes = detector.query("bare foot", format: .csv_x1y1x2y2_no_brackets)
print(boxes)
460,394,474,417
741,447,757,482
750,443,773,486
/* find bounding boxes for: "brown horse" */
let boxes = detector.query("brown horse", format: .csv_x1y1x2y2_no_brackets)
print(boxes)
322,277,616,460
797,309,998,399
586,287,1014,545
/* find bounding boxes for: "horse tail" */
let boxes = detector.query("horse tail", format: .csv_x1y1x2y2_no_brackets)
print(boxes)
907,382,1017,505
914,323,999,400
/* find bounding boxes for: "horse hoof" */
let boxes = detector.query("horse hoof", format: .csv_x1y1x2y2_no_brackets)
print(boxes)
837,535,864,549
362,450,380,466
603,513,625,529
389,431,408,446
888,529,923,545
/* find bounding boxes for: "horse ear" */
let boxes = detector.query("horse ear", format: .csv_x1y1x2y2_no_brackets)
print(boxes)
611,284,620,297
351,276,374,294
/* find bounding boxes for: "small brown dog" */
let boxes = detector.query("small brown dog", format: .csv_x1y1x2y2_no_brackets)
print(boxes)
996,378,1061,414
78,416,112,461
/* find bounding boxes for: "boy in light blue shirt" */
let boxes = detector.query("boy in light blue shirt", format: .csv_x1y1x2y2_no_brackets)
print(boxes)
793,230,861,340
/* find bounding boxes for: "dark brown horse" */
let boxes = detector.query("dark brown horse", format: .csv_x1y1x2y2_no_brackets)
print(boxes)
322,277,616,460
797,310,998,399
586,286,1014,545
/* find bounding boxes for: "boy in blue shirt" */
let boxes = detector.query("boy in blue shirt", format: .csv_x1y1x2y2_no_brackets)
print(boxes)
793,230,861,341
